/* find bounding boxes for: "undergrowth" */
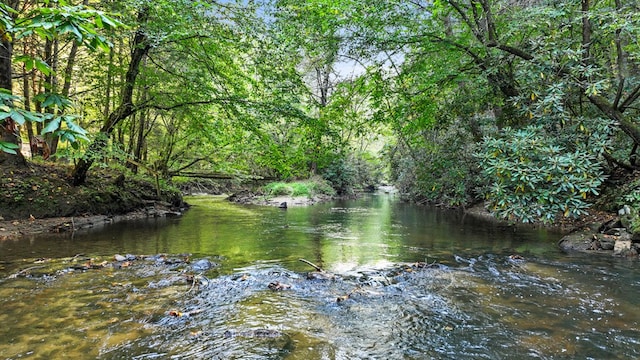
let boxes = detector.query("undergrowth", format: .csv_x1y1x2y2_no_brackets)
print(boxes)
263,178,335,198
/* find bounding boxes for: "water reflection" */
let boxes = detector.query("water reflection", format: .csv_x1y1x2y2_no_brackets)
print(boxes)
1,194,639,359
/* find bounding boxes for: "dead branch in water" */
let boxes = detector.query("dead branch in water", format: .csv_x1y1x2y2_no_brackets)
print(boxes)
7,265,46,279
298,258,324,272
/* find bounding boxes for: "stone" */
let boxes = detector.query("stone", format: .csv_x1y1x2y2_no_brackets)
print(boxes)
613,240,632,255
192,259,215,271
599,239,615,251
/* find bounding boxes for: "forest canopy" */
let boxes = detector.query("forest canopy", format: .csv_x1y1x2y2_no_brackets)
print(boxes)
1,0,640,224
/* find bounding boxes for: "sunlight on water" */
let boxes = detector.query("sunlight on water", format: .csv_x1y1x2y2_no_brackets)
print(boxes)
1,195,639,359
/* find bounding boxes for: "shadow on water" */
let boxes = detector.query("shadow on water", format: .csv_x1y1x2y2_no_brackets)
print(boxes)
1,194,639,359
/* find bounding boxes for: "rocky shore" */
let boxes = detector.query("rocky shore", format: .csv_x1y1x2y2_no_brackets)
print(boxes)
557,219,640,257
226,191,335,207
0,201,185,240
466,203,639,258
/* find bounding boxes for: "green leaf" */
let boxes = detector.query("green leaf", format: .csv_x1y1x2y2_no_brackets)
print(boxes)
10,109,24,125
41,117,62,134
62,115,87,135
94,14,103,28
34,58,51,75
0,141,19,154
39,93,72,109
19,109,44,123
98,14,118,29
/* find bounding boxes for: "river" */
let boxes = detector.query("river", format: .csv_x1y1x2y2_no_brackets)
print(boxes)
0,194,639,359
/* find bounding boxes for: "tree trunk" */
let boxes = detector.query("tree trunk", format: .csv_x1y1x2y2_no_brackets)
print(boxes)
22,45,37,158
308,64,332,174
71,8,150,185
130,85,149,174
0,1,27,167
578,0,640,153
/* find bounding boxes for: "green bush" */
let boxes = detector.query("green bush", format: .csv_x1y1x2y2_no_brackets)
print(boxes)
476,126,606,223
389,120,480,207
322,157,357,196
321,153,383,195
264,178,335,198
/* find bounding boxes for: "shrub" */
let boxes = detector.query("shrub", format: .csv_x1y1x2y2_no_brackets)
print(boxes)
389,119,481,207
476,126,606,223
321,152,382,195
322,157,357,196
263,178,335,198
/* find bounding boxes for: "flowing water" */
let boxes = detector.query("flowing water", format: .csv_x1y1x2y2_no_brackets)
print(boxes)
0,194,639,359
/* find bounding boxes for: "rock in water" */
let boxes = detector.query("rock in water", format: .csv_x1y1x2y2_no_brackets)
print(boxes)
192,259,215,271
614,240,632,255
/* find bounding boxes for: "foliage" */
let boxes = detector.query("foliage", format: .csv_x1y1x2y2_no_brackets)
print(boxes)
477,126,607,223
348,152,384,191
621,183,640,211
391,120,481,207
263,178,335,198
616,179,640,234
7,2,120,50
0,90,88,150
322,157,357,196
0,1,122,154
5,0,640,227
329,0,640,222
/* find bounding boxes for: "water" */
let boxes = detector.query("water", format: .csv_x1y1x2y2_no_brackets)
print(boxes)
1,194,639,359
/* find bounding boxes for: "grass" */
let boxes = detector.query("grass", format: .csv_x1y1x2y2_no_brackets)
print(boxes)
263,178,335,198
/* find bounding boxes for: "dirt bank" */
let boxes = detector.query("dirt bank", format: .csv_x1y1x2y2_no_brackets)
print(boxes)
0,162,185,240
0,201,185,241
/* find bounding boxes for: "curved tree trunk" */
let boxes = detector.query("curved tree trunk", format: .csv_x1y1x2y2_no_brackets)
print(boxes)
71,8,150,186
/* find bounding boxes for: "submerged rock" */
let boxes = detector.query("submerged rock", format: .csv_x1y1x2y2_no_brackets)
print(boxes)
223,329,285,338
192,259,216,271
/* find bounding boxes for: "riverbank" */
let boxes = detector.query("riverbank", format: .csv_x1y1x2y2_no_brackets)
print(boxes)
0,202,182,240
2,161,637,258
0,162,185,240
465,203,640,258
0,163,342,240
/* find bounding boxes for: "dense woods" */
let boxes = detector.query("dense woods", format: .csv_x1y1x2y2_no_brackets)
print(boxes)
2,0,640,225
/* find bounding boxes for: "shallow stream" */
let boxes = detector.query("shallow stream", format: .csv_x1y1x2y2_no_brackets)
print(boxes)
1,194,639,359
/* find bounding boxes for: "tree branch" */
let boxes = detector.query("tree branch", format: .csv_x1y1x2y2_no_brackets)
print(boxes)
492,43,534,60
613,78,624,109
619,83,640,111
447,0,484,43
588,94,640,146
602,151,636,171
171,157,210,173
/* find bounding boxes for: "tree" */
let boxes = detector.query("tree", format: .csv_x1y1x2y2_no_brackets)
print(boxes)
0,0,120,165
69,0,314,184
312,0,640,219
71,5,149,185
